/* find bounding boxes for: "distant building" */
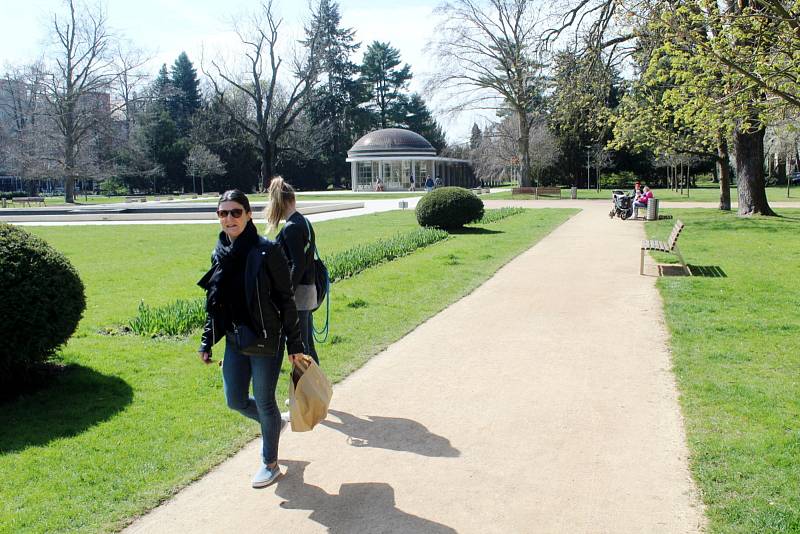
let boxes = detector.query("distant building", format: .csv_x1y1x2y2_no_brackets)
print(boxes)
346,128,474,191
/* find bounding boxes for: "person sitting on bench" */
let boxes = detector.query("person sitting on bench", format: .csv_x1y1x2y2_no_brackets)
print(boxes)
633,186,653,216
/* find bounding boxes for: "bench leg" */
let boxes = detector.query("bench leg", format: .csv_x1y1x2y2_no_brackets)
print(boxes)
640,248,645,275
673,245,691,276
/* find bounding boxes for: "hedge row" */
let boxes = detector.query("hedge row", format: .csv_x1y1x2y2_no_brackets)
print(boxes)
128,226,449,337
128,299,205,337
476,207,526,224
326,227,449,282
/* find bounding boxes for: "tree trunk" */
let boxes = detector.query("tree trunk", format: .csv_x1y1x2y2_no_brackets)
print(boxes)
734,124,775,216
517,111,531,188
260,141,275,192
716,133,731,210
64,135,76,204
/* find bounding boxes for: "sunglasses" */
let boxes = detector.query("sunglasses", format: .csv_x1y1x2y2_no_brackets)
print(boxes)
216,208,244,218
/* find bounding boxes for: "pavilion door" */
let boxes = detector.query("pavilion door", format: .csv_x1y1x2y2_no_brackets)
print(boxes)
383,161,402,190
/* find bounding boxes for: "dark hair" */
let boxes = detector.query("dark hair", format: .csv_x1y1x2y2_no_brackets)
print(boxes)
218,189,252,212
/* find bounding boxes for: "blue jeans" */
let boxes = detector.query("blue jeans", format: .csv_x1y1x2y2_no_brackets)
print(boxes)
223,335,284,464
297,310,319,365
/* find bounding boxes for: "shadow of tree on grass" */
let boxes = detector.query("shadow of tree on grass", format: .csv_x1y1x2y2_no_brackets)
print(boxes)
0,364,132,454
450,227,503,235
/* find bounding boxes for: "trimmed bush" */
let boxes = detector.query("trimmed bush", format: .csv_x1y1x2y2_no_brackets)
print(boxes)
0,223,85,387
416,187,484,229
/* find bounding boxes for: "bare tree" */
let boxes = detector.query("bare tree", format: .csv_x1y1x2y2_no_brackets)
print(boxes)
0,64,58,191
427,0,547,187
40,0,123,202
205,0,320,190
590,143,613,191
112,43,151,142
185,144,226,195
471,114,559,185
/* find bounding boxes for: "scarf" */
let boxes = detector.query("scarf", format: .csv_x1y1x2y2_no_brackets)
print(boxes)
198,220,260,325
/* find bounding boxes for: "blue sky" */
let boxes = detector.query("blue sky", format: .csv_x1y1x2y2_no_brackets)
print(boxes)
0,0,487,141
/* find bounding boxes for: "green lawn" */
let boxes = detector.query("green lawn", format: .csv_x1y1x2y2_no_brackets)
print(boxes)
0,208,575,533
483,186,800,202
646,209,800,533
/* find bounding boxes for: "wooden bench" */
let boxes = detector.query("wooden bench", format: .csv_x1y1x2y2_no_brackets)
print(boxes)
535,187,561,199
511,187,561,199
11,196,46,207
125,196,147,203
511,187,536,196
640,220,690,275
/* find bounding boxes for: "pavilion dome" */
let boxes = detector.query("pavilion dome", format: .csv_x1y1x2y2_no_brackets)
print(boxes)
347,128,437,158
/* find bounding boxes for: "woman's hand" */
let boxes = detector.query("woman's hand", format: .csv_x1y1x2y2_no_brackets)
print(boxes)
199,351,213,365
288,353,304,365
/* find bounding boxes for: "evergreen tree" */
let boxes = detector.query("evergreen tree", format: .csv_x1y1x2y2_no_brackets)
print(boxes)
143,110,188,192
151,63,172,111
361,41,412,128
304,0,367,187
169,52,201,135
402,93,447,151
191,100,260,192
470,123,482,150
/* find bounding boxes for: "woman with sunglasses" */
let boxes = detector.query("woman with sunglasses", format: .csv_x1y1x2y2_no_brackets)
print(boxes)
266,177,319,365
197,189,304,488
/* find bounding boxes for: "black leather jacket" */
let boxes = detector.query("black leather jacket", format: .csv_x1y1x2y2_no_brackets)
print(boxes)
276,211,315,290
198,237,304,356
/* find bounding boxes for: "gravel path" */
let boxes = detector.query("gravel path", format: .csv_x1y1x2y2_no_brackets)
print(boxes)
124,203,706,533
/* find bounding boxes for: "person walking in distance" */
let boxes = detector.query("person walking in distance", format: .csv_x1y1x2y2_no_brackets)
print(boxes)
197,189,305,489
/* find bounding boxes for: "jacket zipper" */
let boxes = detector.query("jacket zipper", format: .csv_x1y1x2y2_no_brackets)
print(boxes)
255,277,268,338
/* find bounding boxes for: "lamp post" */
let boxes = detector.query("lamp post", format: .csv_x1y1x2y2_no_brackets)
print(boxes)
586,145,592,191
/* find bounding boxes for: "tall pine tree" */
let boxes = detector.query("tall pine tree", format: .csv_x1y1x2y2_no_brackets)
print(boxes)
402,93,447,151
361,41,412,128
169,52,201,135
304,0,367,187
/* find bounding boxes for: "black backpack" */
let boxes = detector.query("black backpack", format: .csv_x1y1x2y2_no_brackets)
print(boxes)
303,218,329,312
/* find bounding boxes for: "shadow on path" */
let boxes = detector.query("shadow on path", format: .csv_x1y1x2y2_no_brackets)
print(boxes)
275,460,457,534
322,410,460,457
0,364,132,454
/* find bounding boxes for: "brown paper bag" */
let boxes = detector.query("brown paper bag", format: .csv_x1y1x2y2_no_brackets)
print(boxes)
289,355,333,432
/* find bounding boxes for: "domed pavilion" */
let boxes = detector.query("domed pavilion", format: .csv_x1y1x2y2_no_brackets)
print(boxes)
346,128,474,191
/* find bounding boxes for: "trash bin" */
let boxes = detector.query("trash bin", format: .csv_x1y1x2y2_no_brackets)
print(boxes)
570,187,578,199
646,198,659,221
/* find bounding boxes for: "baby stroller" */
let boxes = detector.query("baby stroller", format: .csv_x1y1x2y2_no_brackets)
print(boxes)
609,189,633,220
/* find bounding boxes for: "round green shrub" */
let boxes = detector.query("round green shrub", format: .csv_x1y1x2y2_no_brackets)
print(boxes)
415,187,485,229
0,223,85,385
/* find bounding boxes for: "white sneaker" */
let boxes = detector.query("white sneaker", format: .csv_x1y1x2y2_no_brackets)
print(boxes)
252,463,282,488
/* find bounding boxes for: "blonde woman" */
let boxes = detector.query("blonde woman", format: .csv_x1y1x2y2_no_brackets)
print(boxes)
266,177,319,365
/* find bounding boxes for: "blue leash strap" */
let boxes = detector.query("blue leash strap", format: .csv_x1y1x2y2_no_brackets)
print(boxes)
304,217,330,343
